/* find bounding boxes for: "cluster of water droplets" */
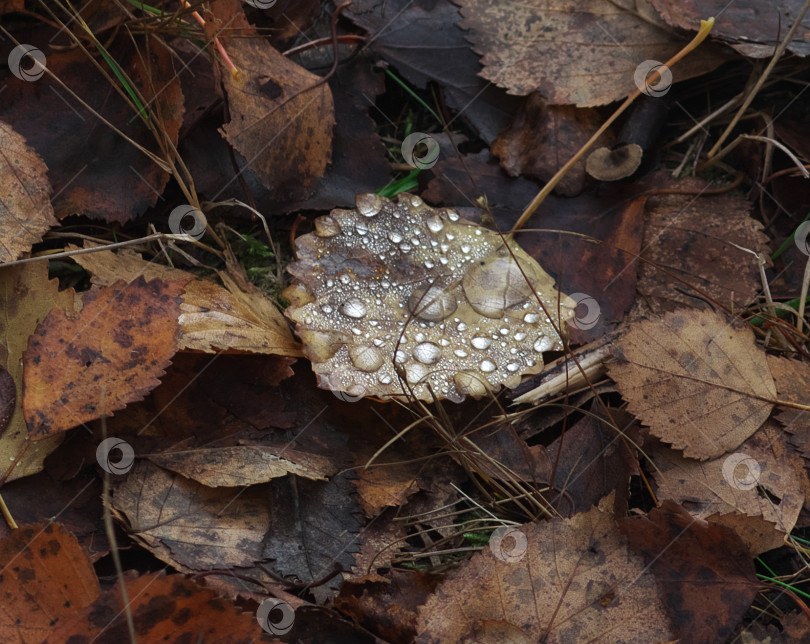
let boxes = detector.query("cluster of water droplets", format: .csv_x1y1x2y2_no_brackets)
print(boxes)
285,193,574,402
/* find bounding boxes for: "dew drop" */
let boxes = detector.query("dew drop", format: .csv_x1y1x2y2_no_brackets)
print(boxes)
479,359,496,373
408,286,457,322
372,338,384,347
340,274,352,285
524,313,540,324
315,215,341,237
457,322,467,332
446,209,460,222
506,363,520,372
409,194,424,208
350,345,384,372
534,336,554,352
395,350,407,363
461,244,471,254
321,304,333,314
426,214,444,232
413,342,442,364
356,192,383,217
454,349,468,358
341,298,367,318
514,332,526,341
406,362,429,383
355,221,369,235
424,260,434,269
400,243,412,252
388,231,403,243
499,328,509,335
471,337,491,350
415,332,426,342
378,373,392,385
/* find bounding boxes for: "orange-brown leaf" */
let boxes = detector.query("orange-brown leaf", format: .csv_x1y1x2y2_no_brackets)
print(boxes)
23,277,185,438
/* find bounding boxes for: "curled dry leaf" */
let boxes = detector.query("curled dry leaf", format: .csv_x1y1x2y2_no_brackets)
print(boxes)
69,243,301,357
609,308,775,460
0,120,58,263
284,193,575,402
23,277,185,438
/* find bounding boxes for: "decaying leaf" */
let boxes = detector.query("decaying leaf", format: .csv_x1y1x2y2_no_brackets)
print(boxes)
0,263,74,482
284,193,575,402
649,423,805,541
147,444,335,487
609,308,775,460
0,523,100,643
619,501,759,644
416,498,672,642
0,120,58,263
23,277,185,438
456,0,725,105
110,460,269,571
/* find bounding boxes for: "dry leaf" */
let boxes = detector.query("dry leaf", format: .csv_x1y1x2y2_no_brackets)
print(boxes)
609,308,775,459
110,460,269,571
213,0,334,201
23,277,184,438
0,120,58,262
416,499,672,642
649,422,804,543
768,354,810,461
632,180,770,315
285,193,575,402
0,523,100,644
456,0,725,105
69,243,301,356
147,444,335,487
0,263,74,482
619,502,759,643
44,571,280,643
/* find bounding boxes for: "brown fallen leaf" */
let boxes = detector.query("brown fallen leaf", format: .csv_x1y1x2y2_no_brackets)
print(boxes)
492,93,612,196
0,263,75,482
110,460,269,571
285,193,576,402
0,120,58,263
456,0,726,105
651,0,810,57
631,176,770,316
0,523,100,644
649,422,805,546
619,501,759,644
416,498,672,643
23,277,185,438
69,243,301,356
609,308,776,460
0,38,184,224
148,444,335,487
212,0,334,203
44,571,282,643
768,354,810,461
